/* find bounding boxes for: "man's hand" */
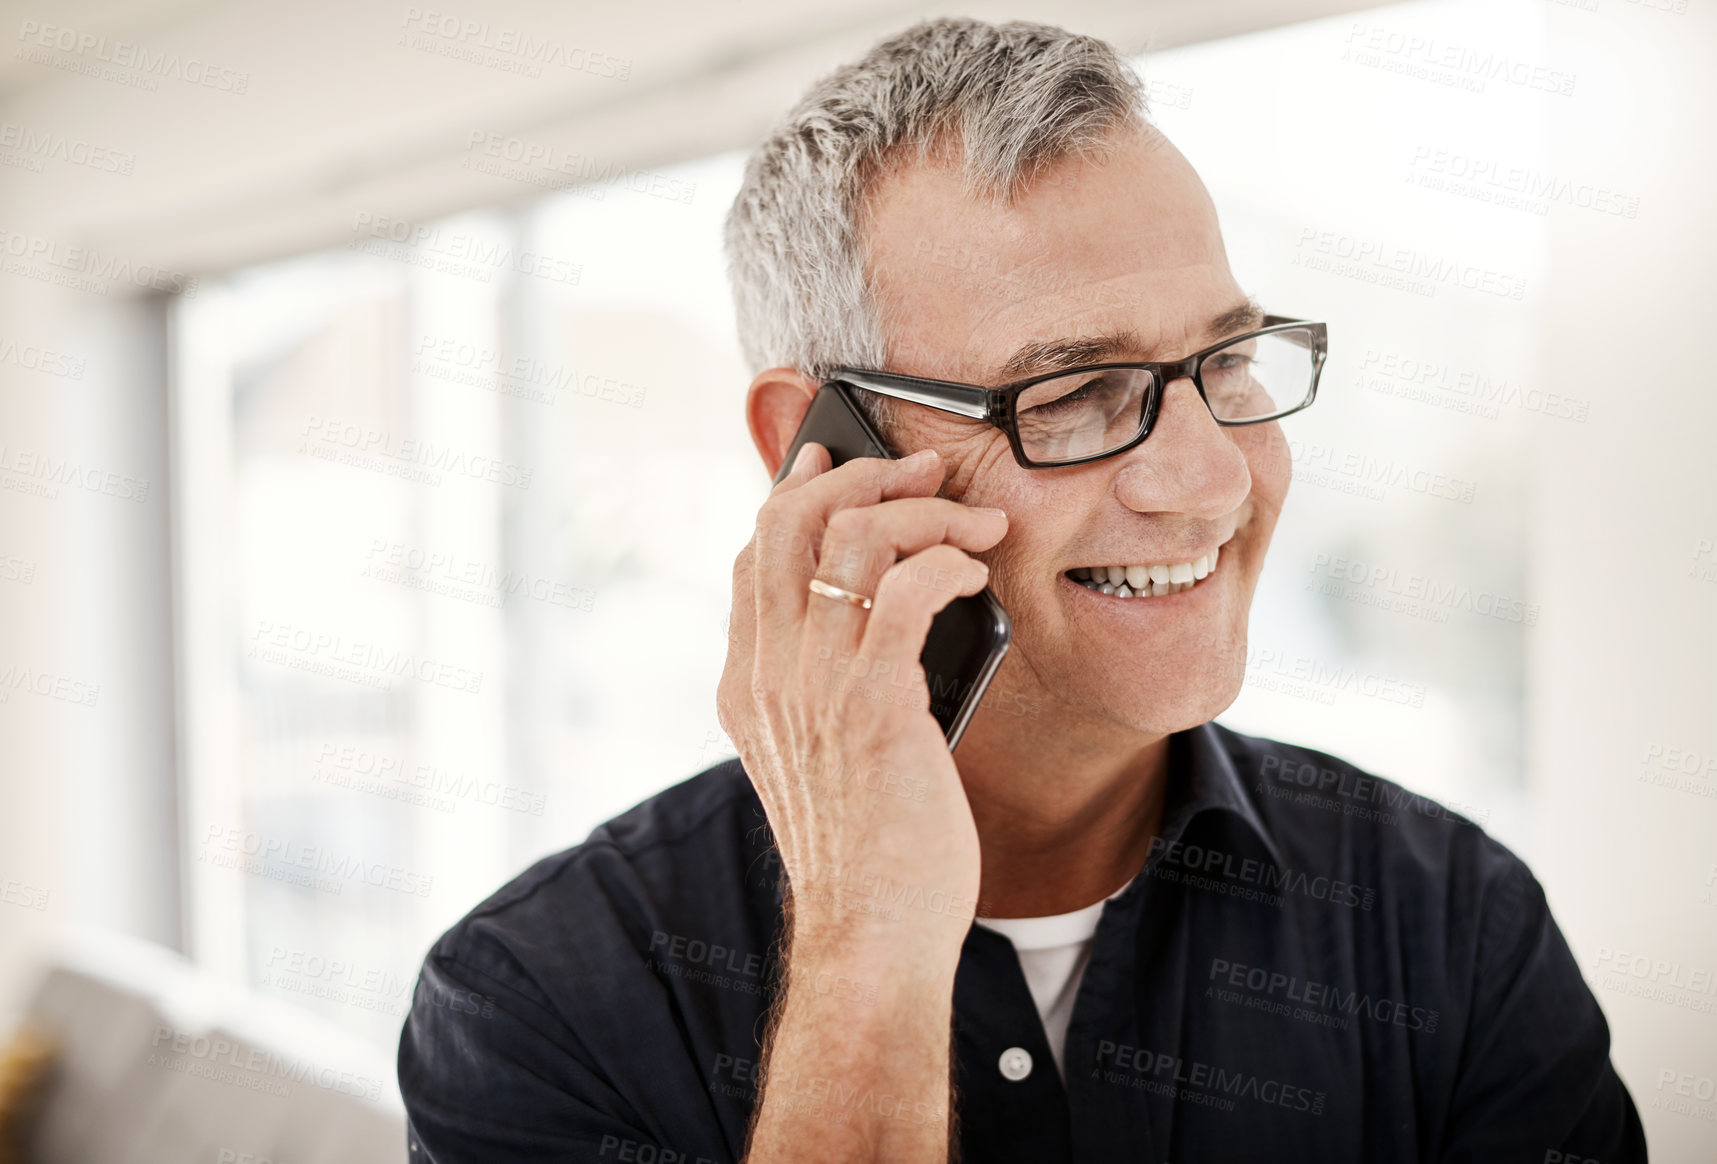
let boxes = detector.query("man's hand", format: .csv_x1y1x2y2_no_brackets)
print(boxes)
717,440,1008,1162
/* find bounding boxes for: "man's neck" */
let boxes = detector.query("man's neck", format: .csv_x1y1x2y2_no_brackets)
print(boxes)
956,705,1171,920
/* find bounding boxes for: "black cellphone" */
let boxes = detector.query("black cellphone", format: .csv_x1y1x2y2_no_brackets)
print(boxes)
771,382,1011,751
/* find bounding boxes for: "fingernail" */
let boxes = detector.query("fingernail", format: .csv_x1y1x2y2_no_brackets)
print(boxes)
976,507,1007,517
790,443,815,473
900,448,938,466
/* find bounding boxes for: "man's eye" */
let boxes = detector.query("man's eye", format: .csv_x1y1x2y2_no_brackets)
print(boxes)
1207,353,1253,374
1022,377,1102,415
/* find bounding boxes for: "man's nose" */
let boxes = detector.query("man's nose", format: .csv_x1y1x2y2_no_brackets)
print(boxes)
1111,375,1251,517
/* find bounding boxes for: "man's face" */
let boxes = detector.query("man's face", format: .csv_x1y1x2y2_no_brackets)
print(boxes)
861,126,1290,738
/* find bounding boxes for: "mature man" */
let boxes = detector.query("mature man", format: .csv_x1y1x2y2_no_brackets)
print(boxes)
399,18,1644,1163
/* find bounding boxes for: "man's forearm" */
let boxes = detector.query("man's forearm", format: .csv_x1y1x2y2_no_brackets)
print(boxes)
743,933,961,1163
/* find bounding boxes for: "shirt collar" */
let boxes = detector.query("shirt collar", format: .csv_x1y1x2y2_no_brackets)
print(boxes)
1167,720,1286,872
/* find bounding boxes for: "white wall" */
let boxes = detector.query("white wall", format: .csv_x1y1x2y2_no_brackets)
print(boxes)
1534,1,1717,1157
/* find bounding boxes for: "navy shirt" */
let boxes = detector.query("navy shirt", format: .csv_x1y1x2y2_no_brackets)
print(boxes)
397,722,1646,1162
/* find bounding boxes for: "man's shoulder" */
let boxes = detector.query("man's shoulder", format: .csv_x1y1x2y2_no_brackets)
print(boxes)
399,761,776,1157
1207,721,1529,904
424,757,776,989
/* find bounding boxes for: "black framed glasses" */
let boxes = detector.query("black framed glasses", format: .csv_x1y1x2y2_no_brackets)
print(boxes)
828,314,1327,469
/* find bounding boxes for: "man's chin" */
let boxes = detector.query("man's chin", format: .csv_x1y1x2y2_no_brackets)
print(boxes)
1060,668,1243,740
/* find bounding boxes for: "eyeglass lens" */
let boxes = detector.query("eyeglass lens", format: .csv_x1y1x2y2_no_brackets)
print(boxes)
1012,326,1318,463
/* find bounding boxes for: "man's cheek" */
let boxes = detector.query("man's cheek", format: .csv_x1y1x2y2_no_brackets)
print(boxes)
1243,422,1293,504
943,436,1034,508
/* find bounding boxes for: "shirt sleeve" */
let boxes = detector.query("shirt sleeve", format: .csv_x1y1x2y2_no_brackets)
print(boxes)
397,939,729,1164
1438,854,1647,1164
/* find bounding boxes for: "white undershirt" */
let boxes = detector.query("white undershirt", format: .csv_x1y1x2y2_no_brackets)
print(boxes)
974,886,1126,1082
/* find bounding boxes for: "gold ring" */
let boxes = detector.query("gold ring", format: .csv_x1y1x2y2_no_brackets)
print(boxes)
808,578,873,610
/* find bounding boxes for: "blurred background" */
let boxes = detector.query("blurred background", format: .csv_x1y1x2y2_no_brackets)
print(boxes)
1,0,1713,1159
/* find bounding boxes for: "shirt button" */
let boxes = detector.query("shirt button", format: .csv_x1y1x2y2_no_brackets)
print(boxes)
998,1046,1033,1082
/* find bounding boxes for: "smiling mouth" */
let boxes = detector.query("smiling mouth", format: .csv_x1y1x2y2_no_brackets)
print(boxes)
1064,545,1222,598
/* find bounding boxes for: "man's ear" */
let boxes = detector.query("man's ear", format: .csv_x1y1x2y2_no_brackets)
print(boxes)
745,367,821,479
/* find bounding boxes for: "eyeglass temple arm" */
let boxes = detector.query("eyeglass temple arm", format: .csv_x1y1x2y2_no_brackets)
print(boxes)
826,369,990,420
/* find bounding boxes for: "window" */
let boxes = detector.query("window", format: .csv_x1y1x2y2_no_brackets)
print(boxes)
174,155,759,1050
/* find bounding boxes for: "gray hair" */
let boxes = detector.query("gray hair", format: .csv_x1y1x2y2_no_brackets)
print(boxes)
723,18,1150,441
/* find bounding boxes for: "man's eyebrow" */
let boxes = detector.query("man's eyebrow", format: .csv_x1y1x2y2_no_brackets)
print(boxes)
1208,297,1266,339
999,331,1143,378
996,298,1267,380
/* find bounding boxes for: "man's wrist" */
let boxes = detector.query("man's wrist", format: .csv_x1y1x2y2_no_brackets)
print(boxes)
786,914,967,991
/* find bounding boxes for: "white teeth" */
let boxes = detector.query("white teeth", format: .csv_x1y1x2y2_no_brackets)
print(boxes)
1067,543,1227,598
